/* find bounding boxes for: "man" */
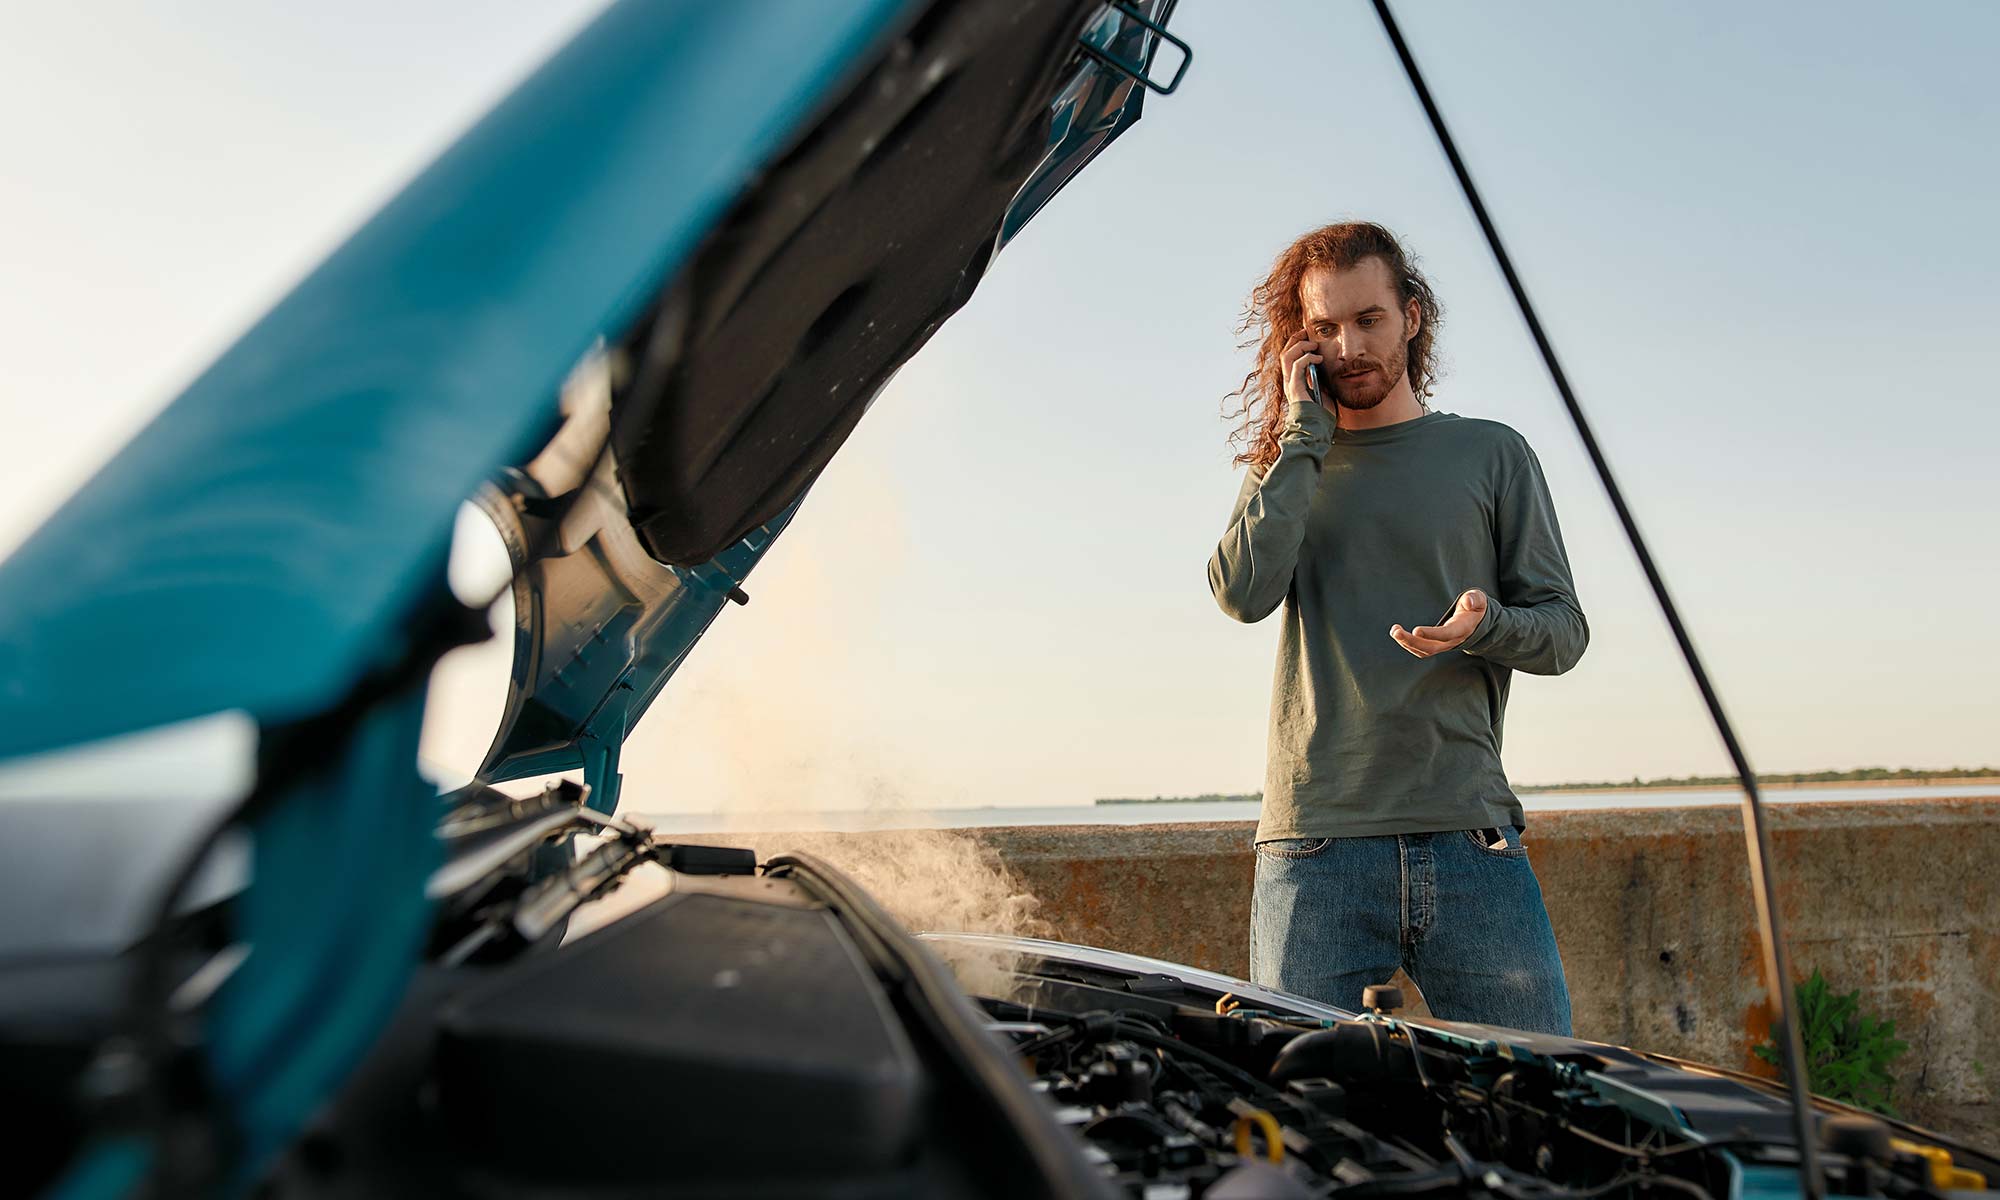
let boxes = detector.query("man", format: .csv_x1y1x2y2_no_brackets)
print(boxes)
1207,221,1586,1034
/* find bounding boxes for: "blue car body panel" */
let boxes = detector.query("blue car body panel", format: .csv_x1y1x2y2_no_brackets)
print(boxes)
0,0,916,760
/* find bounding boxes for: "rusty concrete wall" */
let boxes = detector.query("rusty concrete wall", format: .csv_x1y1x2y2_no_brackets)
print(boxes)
686,797,2000,1142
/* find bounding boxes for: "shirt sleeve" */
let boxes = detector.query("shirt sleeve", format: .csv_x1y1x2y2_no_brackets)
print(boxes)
1207,399,1334,623
1457,444,1589,674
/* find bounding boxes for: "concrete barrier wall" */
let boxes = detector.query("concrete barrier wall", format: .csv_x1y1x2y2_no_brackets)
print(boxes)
687,797,2000,1143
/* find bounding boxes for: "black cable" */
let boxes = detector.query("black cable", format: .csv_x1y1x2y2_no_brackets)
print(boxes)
1366,5,1823,1197
1558,1170,1719,1200
1112,1019,1294,1106
1013,1023,1081,1058
1446,1127,1721,1200
1385,1019,1451,1101
1327,1166,1475,1199
1485,1090,1673,1162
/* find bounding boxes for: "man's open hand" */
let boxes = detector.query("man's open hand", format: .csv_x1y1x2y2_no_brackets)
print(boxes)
1390,589,1487,659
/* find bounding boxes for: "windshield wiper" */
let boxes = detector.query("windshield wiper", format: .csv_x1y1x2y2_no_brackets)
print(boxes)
1370,5,1825,1196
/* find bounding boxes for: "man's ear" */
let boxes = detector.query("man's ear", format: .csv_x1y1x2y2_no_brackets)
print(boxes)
1404,295,1421,342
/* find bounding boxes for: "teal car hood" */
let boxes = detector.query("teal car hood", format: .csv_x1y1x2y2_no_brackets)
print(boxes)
0,0,1183,800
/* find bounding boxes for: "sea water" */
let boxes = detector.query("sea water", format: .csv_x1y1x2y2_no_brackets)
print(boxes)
631,782,2000,834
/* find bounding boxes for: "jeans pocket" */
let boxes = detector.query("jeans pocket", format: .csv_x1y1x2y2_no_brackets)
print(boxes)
1255,837,1333,860
1462,826,1529,859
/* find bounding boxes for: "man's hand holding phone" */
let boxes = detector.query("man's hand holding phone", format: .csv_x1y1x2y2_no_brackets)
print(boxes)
1281,332,1328,413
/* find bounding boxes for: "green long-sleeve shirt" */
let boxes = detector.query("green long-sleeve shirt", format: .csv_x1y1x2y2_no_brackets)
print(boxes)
1208,400,1587,842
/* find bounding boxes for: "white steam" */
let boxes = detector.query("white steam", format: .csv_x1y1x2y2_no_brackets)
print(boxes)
693,827,1055,1000
620,432,969,821
616,433,1059,997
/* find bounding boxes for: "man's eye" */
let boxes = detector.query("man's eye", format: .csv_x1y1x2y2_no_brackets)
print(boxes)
1359,317,1378,327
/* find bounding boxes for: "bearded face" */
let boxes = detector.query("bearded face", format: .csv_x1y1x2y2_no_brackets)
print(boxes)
1298,257,1418,412
1327,333,1408,410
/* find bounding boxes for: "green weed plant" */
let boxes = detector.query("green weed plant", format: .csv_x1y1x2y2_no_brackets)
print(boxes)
1753,968,1910,1116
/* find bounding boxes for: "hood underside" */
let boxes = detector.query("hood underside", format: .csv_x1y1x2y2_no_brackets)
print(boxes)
607,0,1169,566
474,0,1180,793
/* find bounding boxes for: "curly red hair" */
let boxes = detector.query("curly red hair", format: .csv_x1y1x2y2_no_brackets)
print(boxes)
1224,222,1443,469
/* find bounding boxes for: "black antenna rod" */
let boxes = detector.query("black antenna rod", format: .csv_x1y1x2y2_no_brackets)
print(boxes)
1368,3,1823,1194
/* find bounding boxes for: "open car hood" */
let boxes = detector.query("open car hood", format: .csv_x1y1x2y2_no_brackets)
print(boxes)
473,0,1184,805
0,0,1184,793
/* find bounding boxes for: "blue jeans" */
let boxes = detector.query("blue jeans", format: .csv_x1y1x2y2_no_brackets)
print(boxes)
1249,826,1572,1035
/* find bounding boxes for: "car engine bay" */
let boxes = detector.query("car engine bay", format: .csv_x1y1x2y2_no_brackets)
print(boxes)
20,784,1958,1200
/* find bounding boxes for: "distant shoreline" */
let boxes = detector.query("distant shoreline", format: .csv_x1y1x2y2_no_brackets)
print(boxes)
1093,771,2000,806
1515,775,2000,796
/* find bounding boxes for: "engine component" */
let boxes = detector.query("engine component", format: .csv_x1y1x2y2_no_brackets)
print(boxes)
436,892,921,1187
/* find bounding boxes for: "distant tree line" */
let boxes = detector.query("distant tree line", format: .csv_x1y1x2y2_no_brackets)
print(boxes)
1094,767,1999,805
1096,792,1261,806
1517,766,2000,792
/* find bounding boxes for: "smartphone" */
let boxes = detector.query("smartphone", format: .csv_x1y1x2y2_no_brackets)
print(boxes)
1305,360,1326,406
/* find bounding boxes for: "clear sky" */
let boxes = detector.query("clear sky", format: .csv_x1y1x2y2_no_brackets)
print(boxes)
3,2,1995,815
